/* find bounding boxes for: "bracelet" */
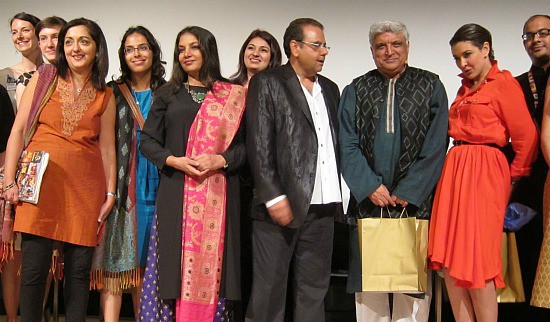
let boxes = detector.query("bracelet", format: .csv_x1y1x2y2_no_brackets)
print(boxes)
106,192,116,198
3,182,17,191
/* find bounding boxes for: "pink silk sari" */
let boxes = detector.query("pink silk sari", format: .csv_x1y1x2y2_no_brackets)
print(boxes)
175,81,245,321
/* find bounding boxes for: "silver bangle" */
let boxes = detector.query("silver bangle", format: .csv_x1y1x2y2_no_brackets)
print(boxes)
106,192,116,198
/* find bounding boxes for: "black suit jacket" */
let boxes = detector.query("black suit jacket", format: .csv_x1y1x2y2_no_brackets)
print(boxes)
246,63,342,228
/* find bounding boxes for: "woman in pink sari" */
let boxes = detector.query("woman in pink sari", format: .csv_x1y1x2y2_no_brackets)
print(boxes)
138,26,246,321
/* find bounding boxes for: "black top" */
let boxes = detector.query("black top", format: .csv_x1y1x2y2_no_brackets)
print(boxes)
0,84,15,153
510,66,549,213
140,83,245,300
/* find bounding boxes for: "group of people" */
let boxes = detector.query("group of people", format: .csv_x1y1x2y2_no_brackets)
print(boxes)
0,10,548,322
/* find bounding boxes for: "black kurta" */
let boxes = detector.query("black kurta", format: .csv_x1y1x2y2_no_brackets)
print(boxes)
139,83,245,300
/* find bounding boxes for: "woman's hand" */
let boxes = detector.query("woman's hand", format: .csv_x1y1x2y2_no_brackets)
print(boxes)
167,156,208,177
2,184,20,205
194,154,226,172
3,196,15,217
96,195,115,239
97,195,116,223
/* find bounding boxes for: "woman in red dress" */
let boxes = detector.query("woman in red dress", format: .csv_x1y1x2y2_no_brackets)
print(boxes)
428,23,538,322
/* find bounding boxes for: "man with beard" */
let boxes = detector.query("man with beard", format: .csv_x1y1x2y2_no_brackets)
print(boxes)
505,14,550,320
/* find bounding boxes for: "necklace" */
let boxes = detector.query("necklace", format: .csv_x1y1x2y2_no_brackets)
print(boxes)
70,73,91,96
184,82,205,104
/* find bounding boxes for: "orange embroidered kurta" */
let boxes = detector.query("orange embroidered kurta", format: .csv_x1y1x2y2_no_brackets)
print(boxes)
428,63,538,289
14,77,113,247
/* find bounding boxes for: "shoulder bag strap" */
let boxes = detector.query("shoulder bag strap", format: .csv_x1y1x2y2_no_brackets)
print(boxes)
118,82,146,129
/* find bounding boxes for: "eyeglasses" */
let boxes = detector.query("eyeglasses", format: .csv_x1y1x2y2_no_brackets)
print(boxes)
522,28,550,41
297,40,331,51
124,44,151,55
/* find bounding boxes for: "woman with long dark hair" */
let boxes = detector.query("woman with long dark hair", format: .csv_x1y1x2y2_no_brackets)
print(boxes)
230,29,281,87
230,29,281,317
428,23,538,322
90,25,165,321
2,18,116,321
138,26,246,321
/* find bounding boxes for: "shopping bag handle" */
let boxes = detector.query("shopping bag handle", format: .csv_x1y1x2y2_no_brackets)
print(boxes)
380,206,408,219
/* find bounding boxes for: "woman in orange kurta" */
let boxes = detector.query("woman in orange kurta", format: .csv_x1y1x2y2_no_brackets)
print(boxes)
428,24,538,322
2,18,115,322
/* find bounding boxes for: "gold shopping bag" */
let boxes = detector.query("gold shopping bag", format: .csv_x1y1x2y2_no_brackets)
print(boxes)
497,232,526,302
358,210,427,293
416,219,429,293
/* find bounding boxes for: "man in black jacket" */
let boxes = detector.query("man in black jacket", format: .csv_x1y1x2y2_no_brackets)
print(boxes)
503,14,550,320
245,17,342,322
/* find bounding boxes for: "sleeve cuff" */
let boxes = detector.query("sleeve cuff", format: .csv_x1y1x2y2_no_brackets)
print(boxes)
266,195,287,208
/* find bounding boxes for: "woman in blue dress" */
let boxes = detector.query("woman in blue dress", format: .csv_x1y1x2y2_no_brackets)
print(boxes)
90,25,165,321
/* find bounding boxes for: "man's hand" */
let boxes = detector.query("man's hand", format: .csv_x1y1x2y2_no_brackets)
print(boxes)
391,195,409,208
368,184,396,207
267,198,294,226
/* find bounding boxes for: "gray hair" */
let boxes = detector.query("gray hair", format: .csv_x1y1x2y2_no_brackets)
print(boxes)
369,21,409,45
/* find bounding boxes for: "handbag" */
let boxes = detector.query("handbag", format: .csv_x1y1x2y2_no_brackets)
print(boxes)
504,202,537,231
497,232,526,302
358,208,428,293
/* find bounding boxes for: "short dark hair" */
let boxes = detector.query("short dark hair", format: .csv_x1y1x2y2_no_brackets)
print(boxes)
56,18,109,90
523,14,550,34
117,26,166,92
450,23,495,61
9,12,40,29
230,29,282,85
283,18,324,58
167,26,225,91
35,16,67,38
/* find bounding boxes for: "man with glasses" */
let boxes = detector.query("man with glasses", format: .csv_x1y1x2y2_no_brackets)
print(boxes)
245,17,342,322
504,14,550,320
338,20,448,322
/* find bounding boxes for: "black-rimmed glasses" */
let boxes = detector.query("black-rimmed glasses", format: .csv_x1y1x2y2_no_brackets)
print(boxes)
522,28,550,41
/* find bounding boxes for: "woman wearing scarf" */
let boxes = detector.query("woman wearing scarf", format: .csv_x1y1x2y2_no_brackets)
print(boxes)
138,26,246,321
2,18,116,321
90,25,166,321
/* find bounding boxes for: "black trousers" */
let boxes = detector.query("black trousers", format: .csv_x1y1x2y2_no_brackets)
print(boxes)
245,204,335,322
20,233,94,322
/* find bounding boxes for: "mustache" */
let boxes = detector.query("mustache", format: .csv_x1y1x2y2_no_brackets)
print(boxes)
529,40,544,48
